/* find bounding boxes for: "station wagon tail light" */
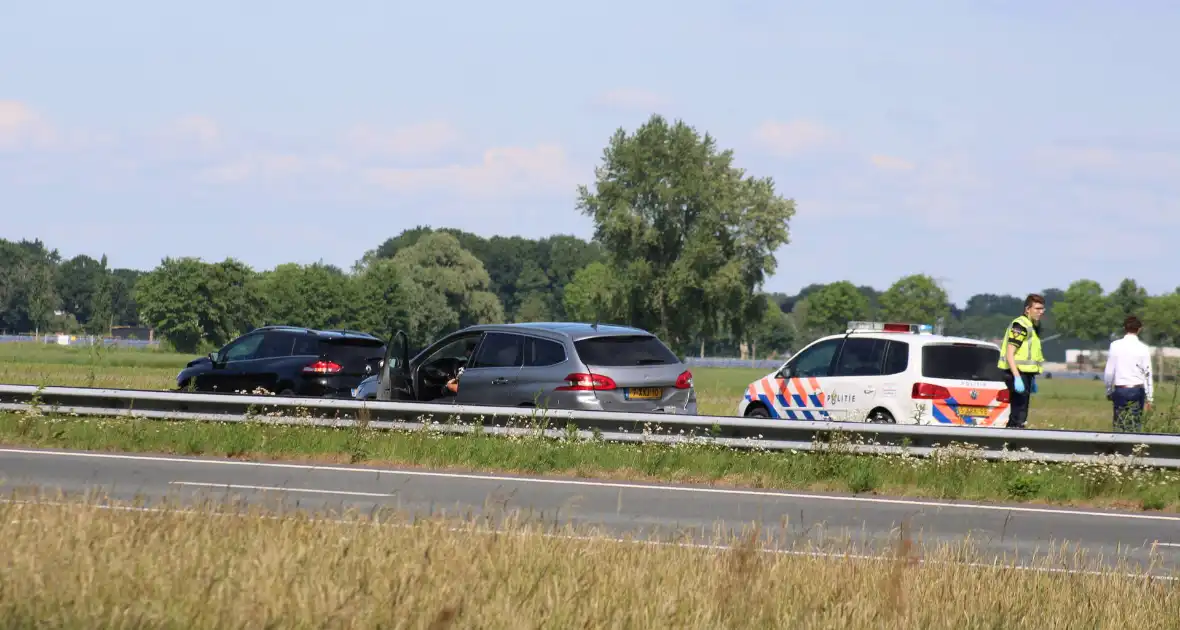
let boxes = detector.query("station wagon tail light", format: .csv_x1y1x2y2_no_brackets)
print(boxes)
556,373,617,391
675,370,693,389
911,382,951,399
303,360,343,374
997,388,1010,403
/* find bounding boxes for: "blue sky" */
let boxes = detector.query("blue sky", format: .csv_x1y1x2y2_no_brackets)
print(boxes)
2,1,1177,306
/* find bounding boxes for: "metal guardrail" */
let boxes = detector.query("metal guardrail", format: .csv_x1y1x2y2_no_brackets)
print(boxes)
1,384,1179,468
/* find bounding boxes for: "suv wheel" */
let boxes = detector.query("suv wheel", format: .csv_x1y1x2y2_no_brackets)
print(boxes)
868,409,895,424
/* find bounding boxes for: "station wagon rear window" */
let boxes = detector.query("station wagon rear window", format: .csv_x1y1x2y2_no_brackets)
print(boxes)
573,335,680,366
921,343,1007,381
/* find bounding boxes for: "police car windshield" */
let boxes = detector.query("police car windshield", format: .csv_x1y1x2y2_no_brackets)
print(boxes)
921,343,1007,381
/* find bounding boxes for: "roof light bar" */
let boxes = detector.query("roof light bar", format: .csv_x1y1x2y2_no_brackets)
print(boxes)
846,321,934,334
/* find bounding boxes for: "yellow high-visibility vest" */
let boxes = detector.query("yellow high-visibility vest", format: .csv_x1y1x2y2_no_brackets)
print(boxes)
997,314,1044,373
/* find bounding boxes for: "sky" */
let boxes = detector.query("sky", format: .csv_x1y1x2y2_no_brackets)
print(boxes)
2,1,1178,307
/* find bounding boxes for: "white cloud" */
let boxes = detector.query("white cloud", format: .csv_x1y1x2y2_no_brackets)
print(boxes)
343,120,463,158
1028,146,1180,182
0,101,57,150
166,115,222,150
197,153,347,184
869,154,915,171
595,88,666,111
753,119,833,156
362,144,581,199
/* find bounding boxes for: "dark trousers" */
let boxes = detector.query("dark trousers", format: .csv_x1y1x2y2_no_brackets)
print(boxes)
1111,386,1147,432
1004,372,1034,428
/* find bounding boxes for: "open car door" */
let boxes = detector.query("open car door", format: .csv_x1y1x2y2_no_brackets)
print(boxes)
377,330,411,401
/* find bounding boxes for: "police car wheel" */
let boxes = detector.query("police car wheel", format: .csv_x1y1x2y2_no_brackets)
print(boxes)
746,405,770,418
868,409,895,424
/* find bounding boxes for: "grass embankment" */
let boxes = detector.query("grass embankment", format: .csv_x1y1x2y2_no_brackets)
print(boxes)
3,412,1178,512
1,496,1176,628
4,342,1176,432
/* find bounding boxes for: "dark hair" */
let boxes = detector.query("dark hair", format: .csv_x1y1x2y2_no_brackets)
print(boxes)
1024,293,1045,309
1124,315,1142,333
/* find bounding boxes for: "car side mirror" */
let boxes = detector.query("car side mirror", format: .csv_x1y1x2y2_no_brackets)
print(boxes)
208,351,221,367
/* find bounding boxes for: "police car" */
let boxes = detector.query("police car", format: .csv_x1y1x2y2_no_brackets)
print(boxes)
736,321,1012,426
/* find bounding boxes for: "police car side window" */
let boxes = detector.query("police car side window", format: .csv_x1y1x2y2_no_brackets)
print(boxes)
833,338,886,377
790,339,842,378
882,341,909,375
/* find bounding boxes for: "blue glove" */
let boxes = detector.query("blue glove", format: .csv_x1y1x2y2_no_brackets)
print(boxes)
1013,377,1025,394
1030,378,1037,394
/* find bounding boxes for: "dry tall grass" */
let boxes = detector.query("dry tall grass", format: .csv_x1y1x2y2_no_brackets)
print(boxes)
0,494,1176,628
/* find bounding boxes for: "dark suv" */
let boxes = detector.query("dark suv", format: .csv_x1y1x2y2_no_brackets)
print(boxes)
176,326,387,397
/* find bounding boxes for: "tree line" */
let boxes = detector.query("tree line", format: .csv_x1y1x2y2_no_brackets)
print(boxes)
3,115,1177,360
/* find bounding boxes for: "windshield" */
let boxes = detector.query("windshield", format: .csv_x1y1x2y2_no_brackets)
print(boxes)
921,343,1007,381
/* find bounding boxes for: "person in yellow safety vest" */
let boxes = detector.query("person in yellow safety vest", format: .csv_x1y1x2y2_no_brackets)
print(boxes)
997,293,1046,428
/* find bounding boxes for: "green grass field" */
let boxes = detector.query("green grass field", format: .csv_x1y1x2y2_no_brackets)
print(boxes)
3,342,1176,432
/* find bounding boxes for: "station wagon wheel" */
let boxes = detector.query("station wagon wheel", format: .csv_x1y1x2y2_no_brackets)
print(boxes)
868,409,895,424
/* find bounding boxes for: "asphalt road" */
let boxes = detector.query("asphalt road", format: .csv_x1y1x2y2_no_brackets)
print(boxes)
1,446,1178,577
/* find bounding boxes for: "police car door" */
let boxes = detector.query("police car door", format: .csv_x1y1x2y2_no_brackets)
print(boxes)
778,337,844,420
828,337,888,422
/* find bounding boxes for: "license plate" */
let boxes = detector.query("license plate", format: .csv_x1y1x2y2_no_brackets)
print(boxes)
957,405,990,417
626,387,663,400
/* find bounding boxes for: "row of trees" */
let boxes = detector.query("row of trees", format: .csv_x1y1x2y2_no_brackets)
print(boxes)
770,277,1180,363
5,229,1177,360
3,115,1177,358
0,239,142,335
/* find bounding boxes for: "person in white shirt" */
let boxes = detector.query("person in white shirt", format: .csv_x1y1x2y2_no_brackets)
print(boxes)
1103,315,1153,432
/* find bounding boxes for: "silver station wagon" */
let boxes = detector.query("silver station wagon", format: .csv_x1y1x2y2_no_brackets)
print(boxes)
352,322,698,415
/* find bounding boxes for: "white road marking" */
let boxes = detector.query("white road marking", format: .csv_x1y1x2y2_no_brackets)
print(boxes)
2,447,1179,523
169,481,394,498
1155,542,1180,548
1,497,1175,582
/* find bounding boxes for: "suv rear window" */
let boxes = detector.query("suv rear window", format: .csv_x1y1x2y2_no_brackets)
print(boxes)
573,335,680,367
319,336,386,370
921,343,1006,381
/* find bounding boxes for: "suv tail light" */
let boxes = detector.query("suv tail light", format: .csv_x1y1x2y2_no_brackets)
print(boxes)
997,388,1010,403
303,360,342,374
911,382,951,399
675,370,693,389
556,373,617,391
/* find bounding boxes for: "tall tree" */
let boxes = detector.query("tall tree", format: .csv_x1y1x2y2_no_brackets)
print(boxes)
351,258,451,342
389,232,504,333
135,258,215,352
136,257,266,353
1108,278,1148,319
0,239,60,333
1142,291,1180,346
258,262,353,330
1053,279,1117,342
797,281,871,337
562,261,620,324
87,255,114,335
878,274,950,325
56,254,103,325
575,114,795,347
109,268,143,327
